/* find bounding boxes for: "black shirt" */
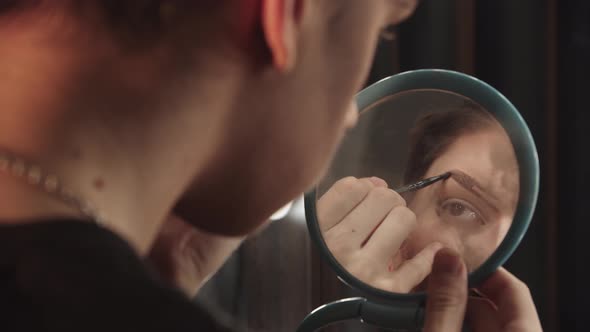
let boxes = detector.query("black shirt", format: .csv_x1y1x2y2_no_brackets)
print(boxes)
0,220,232,331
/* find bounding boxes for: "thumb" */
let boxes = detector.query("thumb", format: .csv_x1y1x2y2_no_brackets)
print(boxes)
423,249,468,332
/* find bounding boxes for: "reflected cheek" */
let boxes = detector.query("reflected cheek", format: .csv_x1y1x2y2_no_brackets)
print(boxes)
403,232,459,260
462,243,490,272
401,211,462,259
496,215,512,244
461,223,505,271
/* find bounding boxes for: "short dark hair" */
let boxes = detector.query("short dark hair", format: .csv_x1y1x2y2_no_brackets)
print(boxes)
403,102,496,184
0,1,228,49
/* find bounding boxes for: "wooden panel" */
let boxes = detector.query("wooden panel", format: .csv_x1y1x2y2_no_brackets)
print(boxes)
544,0,558,330
556,1,590,331
196,200,314,332
455,0,476,74
237,216,313,331
397,0,456,70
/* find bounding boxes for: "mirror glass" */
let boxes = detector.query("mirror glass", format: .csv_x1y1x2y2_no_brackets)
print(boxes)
315,89,519,293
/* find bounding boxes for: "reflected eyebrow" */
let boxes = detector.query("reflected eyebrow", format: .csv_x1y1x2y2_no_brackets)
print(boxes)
448,170,501,213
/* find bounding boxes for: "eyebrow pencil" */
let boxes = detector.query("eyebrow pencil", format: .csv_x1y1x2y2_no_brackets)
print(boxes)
395,172,452,193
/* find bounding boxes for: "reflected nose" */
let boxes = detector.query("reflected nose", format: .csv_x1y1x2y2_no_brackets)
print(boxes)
409,222,462,259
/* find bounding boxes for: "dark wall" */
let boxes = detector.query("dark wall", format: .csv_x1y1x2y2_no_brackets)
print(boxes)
556,1,590,331
370,1,585,330
474,1,555,330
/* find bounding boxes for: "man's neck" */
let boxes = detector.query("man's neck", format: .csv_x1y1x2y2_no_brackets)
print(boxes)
0,82,246,256
0,173,86,223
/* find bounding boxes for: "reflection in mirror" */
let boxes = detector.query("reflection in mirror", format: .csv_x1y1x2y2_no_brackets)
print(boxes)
315,90,519,294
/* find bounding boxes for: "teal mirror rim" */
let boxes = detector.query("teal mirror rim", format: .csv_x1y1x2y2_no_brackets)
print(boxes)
305,69,540,303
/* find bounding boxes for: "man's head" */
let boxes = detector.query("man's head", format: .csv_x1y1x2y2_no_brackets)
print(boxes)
173,0,420,235
0,1,419,242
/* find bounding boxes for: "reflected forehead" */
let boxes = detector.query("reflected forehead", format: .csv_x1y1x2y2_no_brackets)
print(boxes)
425,128,519,209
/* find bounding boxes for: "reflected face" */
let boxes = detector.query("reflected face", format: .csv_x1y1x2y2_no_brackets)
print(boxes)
399,123,519,273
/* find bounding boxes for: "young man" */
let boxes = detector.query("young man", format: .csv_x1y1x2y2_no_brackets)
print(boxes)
0,1,541,331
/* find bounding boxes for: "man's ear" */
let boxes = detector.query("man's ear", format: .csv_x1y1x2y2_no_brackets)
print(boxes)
260,0,304,73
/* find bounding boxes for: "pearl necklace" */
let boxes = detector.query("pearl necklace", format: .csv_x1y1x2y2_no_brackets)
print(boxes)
0,150,103,225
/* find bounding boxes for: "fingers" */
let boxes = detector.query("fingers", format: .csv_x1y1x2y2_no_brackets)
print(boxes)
424,249,468,332
466,297,500,332
389,241,443,292
317,177,379,231
475,268,542,331
363,206,417,257
337,186,406,242
318,177,394,232
367,176,388,187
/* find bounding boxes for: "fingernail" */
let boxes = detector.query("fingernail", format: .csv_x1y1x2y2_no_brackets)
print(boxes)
431,242,444,251
369,177,388,187
433,248,464,276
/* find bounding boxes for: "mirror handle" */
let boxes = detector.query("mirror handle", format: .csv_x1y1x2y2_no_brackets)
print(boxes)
296,297,424,331
360,300,424,330
296,297,364,332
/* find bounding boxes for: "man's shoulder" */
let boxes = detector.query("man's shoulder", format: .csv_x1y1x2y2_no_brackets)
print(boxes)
0,219,234,332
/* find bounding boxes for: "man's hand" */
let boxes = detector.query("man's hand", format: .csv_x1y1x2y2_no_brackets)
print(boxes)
424,249,542,332
466,268,543,331
148,214,244,297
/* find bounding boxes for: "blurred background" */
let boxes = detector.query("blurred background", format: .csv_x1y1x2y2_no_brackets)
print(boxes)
195,1,589,331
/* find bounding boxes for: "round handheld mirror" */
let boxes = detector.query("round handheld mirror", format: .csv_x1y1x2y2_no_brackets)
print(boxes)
298,70,539,331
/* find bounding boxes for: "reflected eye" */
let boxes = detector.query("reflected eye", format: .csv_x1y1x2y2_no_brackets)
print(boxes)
440,199,485,225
